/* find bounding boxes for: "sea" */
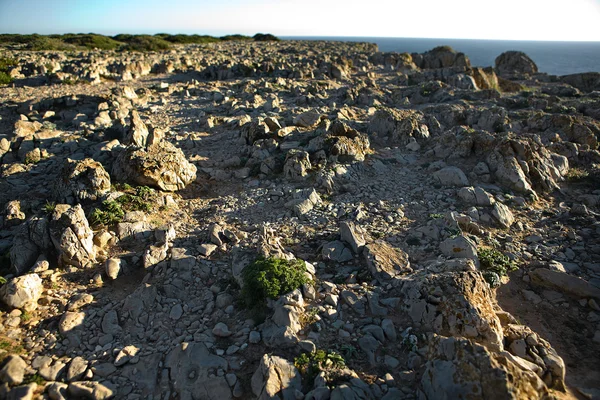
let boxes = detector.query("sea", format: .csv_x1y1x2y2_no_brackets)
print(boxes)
283,37,600,76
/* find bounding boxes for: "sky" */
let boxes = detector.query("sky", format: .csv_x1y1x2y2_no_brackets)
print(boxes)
1,0,600,41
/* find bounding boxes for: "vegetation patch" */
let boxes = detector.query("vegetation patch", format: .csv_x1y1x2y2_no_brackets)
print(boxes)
0,337,23,361
294,350,346,381
89,185,155,227
0,56,17,84
241,257,309,309
478,247,518,287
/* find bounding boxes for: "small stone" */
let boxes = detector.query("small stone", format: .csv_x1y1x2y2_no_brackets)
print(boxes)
212,322,232,337
169,304,183,320
198,244,218,257
0,355,26,385
249,331,261,344
105,258,122,280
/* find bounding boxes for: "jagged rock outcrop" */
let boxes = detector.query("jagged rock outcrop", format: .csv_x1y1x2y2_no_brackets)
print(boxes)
369,107,430,144
54,158,111,203
49,204,96,268
495,51,538,77
112,141,197,191
421,335,548,399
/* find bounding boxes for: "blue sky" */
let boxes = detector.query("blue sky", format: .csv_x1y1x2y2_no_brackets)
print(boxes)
1,0,600,41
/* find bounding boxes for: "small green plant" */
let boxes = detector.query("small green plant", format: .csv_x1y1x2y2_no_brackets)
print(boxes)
294,350,346,380
23,373,45,385
89,200,125,226
20,311,32,322
299,308,319,326
0,57,16,85
0,277,6,285
565,167,589,181
429,213,443,219
0,338,23,360
242,257,309,308
478,247,518,287
43,201,56,214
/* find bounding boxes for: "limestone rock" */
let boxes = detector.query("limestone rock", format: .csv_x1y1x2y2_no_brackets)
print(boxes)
339,221,366,253
400,259,503,350
369,108,429,144
421,336,547,399
284,149,311,180
112,141,197,191
529,268,600,300
54,158,111,203
363,241,412,281
440,235,478,264
495,51,538,77
0,274,42,311
433,167,469,187
0,355,27,385
123,110,149,147
50,204,96,268
251,354,301,400
165,342,231,400
418,46,471,69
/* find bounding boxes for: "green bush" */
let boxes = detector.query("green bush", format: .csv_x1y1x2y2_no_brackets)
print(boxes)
61,34,122,50
294,350,345,380
242,257,309,308
89,200,124,226
118,35,171,52
253,33,280,42
89,185,155,226
478,248,518,287
156,34,220,44
0,72,12,84
0,57,16,84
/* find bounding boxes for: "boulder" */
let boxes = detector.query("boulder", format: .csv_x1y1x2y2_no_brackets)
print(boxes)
251,354,301,400
0,274,43,311
440,235,478,264
50,204,96,268
421,336,548,399
529,268,600,300
123,110,149,147
369,108,429,144
112,141,197,191
0,355,27,385
418,46,471,69
54,158,111,203
560,72,600,93
284,149,311,180
165,342,231,400
363,241,412,281
495,51,538,77
433,167,469,187
400,259,503,350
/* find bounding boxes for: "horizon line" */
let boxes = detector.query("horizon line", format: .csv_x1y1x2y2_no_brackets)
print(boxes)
1,32,600,43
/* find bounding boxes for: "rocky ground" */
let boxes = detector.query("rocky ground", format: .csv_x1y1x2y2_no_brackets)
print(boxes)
0,40,599,400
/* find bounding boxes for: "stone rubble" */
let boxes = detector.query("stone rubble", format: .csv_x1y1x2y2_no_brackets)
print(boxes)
0,39,598,399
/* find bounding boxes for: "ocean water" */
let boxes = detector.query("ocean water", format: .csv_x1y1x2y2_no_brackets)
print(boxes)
283,36,600,76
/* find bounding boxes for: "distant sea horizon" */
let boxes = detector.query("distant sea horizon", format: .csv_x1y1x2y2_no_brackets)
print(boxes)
282,36,600,76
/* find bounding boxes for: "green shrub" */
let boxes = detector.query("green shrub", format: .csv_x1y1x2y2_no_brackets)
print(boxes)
294,350,345,380
89,186,155,226
118,35,171,52
0,57,16,84
253,33,280,42
478,248,518,287
220,34,252,41
61,34,122,50
156,34,220,44
89,200,124,226
242,257,309,308
0,72,12,84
